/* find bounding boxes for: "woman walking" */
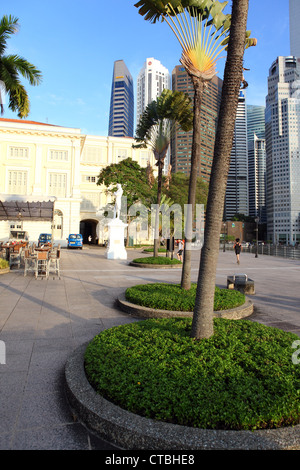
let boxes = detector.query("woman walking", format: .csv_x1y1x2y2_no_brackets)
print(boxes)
234,238,242,264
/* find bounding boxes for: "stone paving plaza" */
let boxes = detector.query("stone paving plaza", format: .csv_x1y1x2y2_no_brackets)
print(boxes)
0,246,299,450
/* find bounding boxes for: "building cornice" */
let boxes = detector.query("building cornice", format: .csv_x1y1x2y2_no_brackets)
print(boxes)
0,126,84,141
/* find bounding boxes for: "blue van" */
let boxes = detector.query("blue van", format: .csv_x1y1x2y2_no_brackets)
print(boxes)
38,233,52,247
67,234,83,249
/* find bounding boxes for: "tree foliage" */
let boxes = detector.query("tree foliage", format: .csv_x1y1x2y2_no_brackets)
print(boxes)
164,172,208,210
0,15,42,117
134,88,193,160
97,157,155,209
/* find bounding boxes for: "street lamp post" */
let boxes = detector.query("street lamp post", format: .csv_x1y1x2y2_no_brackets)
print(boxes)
255,217,259,258
223,222,226,252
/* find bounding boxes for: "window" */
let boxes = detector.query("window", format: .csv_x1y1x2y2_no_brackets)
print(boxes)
140,151,149,166
116,149,128,160
8,170,27,194
82,175,97,183
9,147,29,159
49,149,68,161
48,173,67,197
82,146,103,163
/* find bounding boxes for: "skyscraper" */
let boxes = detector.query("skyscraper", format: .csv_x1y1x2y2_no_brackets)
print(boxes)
224,90,249,220
136,58,170,126
108,60,134,138
289,0,300,57
136,58,171,172
171,65,223,182
265,56,300,245
247,105,266,223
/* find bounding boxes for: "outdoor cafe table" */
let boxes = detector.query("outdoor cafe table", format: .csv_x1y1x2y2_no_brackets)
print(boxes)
1,244,20,260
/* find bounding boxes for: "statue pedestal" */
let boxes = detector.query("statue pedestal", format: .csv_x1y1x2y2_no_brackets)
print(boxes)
106,218,128,260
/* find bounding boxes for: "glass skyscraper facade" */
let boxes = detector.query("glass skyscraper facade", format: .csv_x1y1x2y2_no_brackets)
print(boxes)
265,56,300,245
171,65,223,182
224,90,249,220
247,105,266,223
108,60,134,138
290,0,300,57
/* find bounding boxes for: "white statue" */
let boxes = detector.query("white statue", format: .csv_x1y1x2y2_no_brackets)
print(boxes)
113,183,123,219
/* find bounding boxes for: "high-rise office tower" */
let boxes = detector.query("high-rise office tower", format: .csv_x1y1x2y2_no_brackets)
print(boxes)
289,0,300,57
171,65,223,182
224,90,249,220
136,58,170,126
265,56,300,245
247,105,267,223
136,58,170,172
108,60,134,138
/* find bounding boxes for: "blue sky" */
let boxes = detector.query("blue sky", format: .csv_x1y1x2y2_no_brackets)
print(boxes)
2,0,291,136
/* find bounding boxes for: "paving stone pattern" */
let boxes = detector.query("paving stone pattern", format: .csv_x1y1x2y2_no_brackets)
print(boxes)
0,247,299,450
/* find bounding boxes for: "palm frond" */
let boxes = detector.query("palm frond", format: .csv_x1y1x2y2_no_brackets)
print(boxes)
0,17,42,118
0,15,19,56
165,4,228,80
4,55,42,86
8,83,30,118
134,89,193,163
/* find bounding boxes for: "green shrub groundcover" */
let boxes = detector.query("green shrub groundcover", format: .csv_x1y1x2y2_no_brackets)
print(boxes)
84,318,300,431
132,256,182,265
125,283,245,311
0,259,9,269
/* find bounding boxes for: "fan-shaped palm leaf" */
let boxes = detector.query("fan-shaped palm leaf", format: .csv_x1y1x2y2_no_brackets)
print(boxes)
0,15,42,118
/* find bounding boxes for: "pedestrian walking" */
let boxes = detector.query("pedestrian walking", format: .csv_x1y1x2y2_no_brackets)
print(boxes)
234,238,242,264
88,235,92,245
177,239,184,262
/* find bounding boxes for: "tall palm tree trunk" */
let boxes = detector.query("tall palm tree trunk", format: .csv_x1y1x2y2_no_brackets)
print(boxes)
191,0,249,339
154,157,164,257
181,78,206,290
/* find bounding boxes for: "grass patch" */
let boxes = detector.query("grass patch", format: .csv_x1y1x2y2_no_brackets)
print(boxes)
125,283,245,311
132,257,182,265
143,247,167,253
84,318,300,431
0,259,9,269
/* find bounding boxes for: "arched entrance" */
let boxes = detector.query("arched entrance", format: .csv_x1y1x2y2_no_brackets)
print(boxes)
80,219,98,244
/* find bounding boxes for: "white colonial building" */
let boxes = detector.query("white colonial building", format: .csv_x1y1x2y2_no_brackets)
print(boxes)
0,118,155,246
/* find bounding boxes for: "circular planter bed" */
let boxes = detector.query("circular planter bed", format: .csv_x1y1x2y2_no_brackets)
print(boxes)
65,342,300,450
142,247,167,253
64,317,300,449
117,294,253,320
0,267,10,275
117,283,252,320
130,256,182,269
84,318,300,432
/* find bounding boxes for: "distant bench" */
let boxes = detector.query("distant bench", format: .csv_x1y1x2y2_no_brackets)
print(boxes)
227,273,255,295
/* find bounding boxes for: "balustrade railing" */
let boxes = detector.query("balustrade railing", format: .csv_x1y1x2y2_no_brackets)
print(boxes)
220,244,300,260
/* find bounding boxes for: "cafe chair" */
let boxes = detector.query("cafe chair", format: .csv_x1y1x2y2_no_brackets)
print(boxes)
24,249,36,276
48,249,61,279
35,251,49,279
9,244,22,269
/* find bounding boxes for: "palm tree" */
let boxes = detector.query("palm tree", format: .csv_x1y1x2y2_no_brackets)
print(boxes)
135,0,230,289
133,88,193,257
135,0,256,339
0,15,42,118
191,0,253,339
135,0,256,291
